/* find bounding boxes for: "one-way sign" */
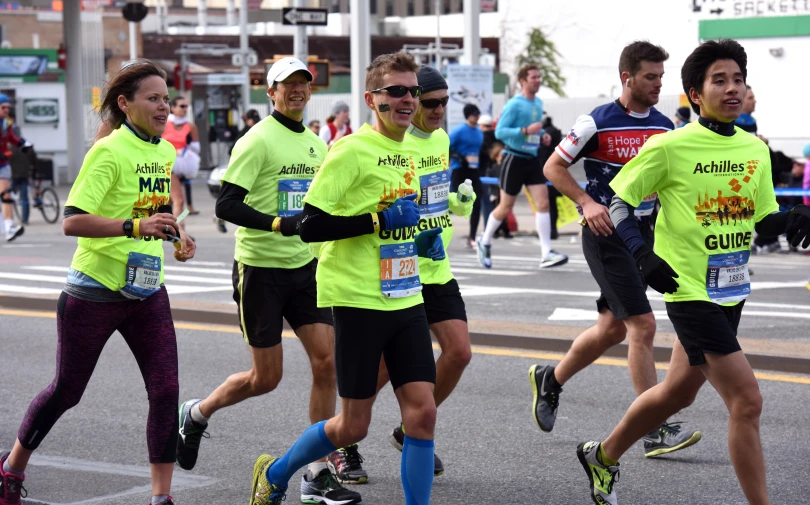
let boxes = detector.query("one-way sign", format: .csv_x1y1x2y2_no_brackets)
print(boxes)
282,7,328,26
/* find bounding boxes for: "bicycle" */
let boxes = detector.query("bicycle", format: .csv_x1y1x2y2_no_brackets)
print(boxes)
6,169,60,224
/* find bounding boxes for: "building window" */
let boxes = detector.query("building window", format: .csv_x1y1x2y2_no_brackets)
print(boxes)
330,0,340,13
385,0,394,16
424,0,431,14
444,0,451,14
407,0,414,15
370,0,377,14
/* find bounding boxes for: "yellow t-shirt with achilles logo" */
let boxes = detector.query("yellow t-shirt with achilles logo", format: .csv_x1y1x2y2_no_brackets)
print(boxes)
407,125,454,286
610,122,779,305
65,127,176,291
222,115,327,269
304,123,423,310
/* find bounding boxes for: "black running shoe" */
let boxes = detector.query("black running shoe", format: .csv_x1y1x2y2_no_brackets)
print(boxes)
176,399,209,471
300,468,361,505
327,444,368,485
643,421,702,458
389,424,444,477
529,364,562,432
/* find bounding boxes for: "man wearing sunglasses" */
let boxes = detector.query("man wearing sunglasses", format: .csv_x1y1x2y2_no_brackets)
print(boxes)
478,64,568,269
367,64,475,479
245,52,444,505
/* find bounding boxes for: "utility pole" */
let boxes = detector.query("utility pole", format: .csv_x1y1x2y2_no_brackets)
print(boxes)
239,0,251,118
293,0,309,124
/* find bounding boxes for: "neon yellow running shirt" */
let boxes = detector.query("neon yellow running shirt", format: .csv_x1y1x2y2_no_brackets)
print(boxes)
304,123,423,310
407,124,455,286
222,115,327,269
66,127,176,291
610,122,779,304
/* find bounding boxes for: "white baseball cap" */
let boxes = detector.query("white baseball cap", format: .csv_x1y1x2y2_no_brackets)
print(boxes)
266,57,313,85
477,114,493,126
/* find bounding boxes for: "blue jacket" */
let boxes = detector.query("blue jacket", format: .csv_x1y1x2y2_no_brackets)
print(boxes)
449,123,484,170
495,94,544,157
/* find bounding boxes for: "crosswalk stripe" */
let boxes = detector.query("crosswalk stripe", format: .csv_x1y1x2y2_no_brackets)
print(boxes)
20,267,232,285
0,283,62,295
451,267,531,276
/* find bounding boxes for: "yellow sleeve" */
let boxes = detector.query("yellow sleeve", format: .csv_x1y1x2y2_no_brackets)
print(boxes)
610,134,669,206
304,137,360,214
221,133,268,192
753,144,780,220
65,143,120,215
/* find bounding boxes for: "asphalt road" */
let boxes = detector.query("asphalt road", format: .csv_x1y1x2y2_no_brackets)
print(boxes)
1,312,809,505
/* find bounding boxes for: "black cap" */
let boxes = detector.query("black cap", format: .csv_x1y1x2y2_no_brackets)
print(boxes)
245,109,261,122
463,104,481,119
416,65,448,94
675,106,691,123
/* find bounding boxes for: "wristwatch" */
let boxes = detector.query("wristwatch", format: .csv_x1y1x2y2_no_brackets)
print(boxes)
123,219,134,238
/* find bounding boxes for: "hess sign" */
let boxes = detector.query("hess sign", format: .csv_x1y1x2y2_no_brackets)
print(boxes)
23,98,59,124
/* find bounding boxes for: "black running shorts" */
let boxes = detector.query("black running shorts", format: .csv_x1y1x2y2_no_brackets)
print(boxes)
581,225,652,320
232,259,333,348
333,304,436,399
666,300,744,366
422,279,467,325
498,152,547,196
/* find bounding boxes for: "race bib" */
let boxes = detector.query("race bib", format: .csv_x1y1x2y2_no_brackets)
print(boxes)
634,193,658,217
380,242,421,299
120,252,161,300
277,179,310,217
418,172,450,220
706,250,750,304
521,134,540,152
465,155,480,169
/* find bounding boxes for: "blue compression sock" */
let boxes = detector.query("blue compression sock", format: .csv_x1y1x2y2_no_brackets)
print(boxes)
401,435,434,505
266,421,337,487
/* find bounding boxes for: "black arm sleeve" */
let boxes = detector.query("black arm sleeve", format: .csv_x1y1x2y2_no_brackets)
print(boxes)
215,181,275,232
754,210,790,236
299,203,379,243
63,206,89,219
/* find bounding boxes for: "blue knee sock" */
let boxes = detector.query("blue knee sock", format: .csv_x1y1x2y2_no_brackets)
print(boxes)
267,421,336,487
401,435,434,505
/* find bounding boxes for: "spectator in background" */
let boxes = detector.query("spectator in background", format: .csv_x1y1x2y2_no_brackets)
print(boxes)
487,142,513,239
735,84,757,133
803,143,810,207
538,116,562,238
308,119,321,135
229,109,261,156
478,114,498,230
0,93,27,242
320,100,351,148
450,103,484,248
673,106,691,128
8,124,35,225
165,96,201,216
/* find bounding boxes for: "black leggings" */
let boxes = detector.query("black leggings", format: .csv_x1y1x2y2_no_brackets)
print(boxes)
17,288,179,463
451,167,482,240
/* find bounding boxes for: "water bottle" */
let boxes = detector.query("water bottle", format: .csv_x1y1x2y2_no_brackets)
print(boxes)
458,179,474,203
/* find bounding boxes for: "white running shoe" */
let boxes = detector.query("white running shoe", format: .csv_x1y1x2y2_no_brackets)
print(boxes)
540,250,568,269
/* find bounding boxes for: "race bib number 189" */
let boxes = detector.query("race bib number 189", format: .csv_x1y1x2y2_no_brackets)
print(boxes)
278,179,310,217
418,172,450,220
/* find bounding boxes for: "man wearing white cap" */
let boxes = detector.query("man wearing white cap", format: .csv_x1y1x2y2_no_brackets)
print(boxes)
176,57,360,505
320,100,351,148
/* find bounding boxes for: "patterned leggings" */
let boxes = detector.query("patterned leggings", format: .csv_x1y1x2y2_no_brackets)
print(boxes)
17,287,179,463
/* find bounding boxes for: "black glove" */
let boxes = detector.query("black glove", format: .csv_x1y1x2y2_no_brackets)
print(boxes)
633,246,679,294
279,213,306,237
786,204,810,249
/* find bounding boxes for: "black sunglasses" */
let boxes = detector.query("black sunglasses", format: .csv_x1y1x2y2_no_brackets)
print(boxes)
370,85,423,98
419,96,450,109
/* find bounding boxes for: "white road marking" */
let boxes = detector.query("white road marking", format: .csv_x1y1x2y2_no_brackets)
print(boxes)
548,307,810,321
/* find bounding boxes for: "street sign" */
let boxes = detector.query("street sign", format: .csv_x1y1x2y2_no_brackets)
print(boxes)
282,7,328,26
23,98,59,125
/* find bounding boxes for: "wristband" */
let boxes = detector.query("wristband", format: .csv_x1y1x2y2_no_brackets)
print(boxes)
371,212,380,232
272,217,282,233
133,218,141,239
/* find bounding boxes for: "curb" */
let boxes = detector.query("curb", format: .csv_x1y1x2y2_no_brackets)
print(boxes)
2,294,808,375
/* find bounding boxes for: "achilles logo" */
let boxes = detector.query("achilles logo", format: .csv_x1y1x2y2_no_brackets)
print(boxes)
378,154,409,168
693,160,745,175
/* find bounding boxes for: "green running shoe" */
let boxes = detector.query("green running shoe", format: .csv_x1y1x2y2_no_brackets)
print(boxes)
250,454,287,505
577,441,620,505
